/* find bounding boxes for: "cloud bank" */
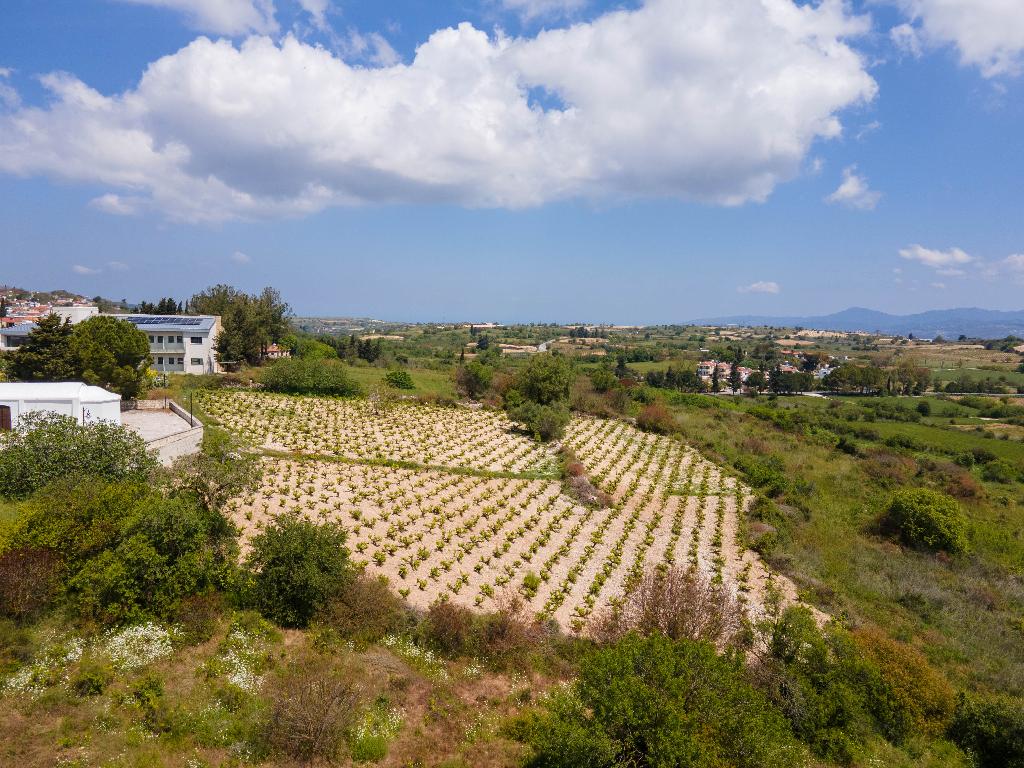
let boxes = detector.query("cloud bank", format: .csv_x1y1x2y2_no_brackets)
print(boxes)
0,0,876,223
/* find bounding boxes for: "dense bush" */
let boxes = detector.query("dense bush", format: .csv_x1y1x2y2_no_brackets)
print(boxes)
317,573,408,643
949,691,1024,768
508,401,571,442
259,358,362,397
7,478,237,623
244,516,352,628
454,360,493,399
853,627,956,742
755,606,955,761
981,459,1019,483
884,488,969,554
635,402,677,434
0,413,156,499
383,369,415,390
516,633,804,768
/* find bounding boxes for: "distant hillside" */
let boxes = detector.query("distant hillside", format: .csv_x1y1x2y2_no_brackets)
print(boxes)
692,307,1024,340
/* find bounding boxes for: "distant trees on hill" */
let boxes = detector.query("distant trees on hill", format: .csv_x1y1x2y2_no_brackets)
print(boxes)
136,297,183,314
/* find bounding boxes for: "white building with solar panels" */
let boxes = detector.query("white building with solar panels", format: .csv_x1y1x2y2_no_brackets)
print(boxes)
120,315,223,375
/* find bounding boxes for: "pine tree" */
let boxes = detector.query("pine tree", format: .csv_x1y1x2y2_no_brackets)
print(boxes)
8,314,79,381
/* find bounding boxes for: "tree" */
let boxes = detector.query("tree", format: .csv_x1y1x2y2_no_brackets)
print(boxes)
455,360,493,399
747,371,767,394
711,366,721,393
729,361,742,392
244,517,352,628
189,284,291,365
0,412,156,499
588,365,618,393
7,313,79,381
516,354,574,405
71,315,152,399
476,334,492,351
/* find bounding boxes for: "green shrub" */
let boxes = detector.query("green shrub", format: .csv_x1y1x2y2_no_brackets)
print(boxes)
981,459,1019,484
317,574,407,643
383,369,414,390
65,492,237,624
259,358,362,397
508,401,571,442
517,634,804,768
949,691,1024,768
884,488,969,554
853,627,956,743
244,516,351,628
71,658,114,696
0,413,156,499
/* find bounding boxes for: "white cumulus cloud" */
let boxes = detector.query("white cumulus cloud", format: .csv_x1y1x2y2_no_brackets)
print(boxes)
231,250,252,264
890,0,1024,77
72,264,101,275
738,281,780,294
898,244,974,269
826,165,881,210
116,0,278,36
0,0,876,223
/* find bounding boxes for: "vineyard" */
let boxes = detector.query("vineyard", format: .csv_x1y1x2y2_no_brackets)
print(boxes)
214,392,802,631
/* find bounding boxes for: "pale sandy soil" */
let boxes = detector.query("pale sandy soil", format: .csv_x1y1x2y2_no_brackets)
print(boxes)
220,394,817,632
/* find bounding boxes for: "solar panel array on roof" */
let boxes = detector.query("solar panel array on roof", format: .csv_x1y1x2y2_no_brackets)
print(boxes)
124,316,205,326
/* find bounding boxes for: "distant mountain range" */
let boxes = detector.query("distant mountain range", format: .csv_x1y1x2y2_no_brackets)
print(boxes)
692,307,1024,340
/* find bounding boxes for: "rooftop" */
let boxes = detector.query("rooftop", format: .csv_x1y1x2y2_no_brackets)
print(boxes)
0,382,121,402
121,314,218,332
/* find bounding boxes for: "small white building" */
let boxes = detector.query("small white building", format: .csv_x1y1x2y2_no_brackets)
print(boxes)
0,382,122,431
53,305,100,324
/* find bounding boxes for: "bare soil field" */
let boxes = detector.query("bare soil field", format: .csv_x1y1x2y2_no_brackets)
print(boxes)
217,392,806,632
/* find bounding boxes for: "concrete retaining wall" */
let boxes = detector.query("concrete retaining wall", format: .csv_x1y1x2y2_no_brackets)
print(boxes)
133,399,203,466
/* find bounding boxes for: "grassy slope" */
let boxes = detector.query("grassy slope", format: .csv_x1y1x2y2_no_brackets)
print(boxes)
667,398,1024,695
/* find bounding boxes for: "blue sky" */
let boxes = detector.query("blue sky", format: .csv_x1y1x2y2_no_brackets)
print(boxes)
1,0,1022,323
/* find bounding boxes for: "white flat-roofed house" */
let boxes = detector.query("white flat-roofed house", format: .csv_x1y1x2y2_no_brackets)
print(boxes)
0,382,121,431
53,305,100,324
120,315,223,375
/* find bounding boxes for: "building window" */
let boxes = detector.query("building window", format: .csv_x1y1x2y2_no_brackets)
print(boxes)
178,357,184,365
157,335,163,344
191,358,203,366
157,356,164,365
177,336,183,343
190,336,203,344
148,335,155,343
